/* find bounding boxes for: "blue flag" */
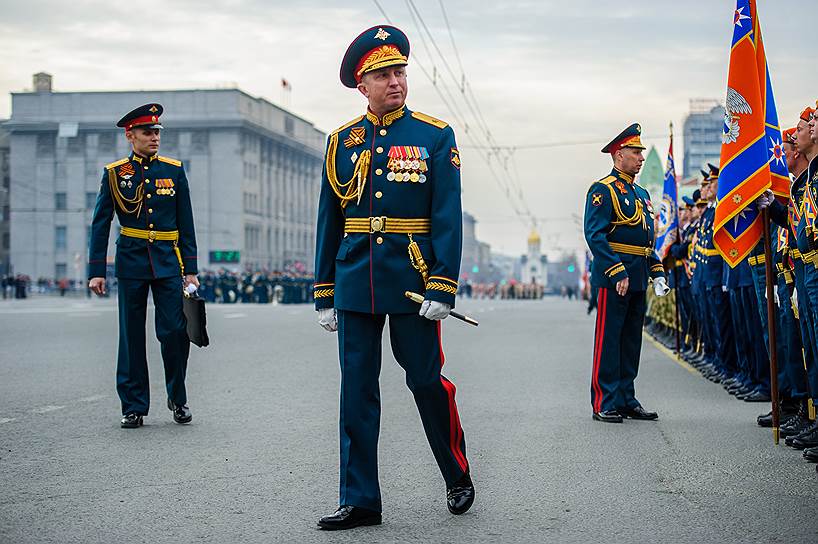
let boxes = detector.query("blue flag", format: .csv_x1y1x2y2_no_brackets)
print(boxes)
655,129,678,261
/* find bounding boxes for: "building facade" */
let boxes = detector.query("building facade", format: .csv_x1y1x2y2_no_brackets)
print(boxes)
5,74,325,280
0,124,9,275
460,211,492,282
682,98,724,179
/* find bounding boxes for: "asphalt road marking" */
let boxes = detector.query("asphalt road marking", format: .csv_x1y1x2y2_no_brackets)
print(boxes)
78,395,107,403
0,417,15,424
643,332,698,375
31,405,65,414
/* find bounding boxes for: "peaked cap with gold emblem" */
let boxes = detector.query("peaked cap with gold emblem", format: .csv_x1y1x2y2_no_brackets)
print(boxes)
601,123,646,154
116,103,164,131
340,25,410,88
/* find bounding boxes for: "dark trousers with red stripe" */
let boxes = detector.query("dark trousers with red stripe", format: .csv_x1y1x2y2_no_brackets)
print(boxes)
336,310,469,513
116,276,190,416
591,287,647,413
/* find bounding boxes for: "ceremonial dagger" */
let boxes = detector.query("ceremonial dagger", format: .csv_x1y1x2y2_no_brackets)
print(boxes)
404,291,479,327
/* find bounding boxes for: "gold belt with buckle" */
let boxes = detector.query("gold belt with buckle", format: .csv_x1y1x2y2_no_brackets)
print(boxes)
344,217,431,234
607,242,653,257
120,226,179,243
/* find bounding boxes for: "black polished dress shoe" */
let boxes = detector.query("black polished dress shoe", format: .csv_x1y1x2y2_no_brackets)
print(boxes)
592,410,623,423
791,424,818,450
742,390,771,403
619,406,659,420
120,413,143,428
447,472,475,515
167,398,192,424
781,415,812,437
317,505,382,530
802,446,818,462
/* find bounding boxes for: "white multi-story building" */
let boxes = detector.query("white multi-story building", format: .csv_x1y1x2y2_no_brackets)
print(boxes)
5,73,325,280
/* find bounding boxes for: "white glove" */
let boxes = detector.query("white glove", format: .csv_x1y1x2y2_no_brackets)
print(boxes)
185,283,198,295
774,288,780,307
653,277,670,297
756,189,774,209
792,287,799,309
419,300,451,320
317,308,337,332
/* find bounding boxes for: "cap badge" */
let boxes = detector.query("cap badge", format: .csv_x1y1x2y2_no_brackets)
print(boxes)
375,28,390,41
149,105,158,113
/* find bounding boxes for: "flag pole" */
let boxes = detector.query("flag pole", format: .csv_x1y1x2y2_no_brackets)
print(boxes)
670,122,681,357
761,208,780,444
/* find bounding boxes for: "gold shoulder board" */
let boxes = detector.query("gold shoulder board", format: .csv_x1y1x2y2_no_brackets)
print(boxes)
158,156,182,167
105,157,130,170
332,115,365,136
598,175,617,185
411,111,448,129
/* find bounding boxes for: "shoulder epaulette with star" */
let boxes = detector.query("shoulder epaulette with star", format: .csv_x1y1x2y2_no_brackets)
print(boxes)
587,175,616,194
105,157,130,170
411,111,448,129
332,115,365,136
158,155,182,167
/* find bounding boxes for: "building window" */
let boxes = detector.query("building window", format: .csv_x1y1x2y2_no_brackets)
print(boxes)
55,226,67,250
55,263,67,278
98,132,116,153
285,116,295,136
36,133,55,156
55,192,67,211
2,232,8,250
191,131,209,152
85,191,97,209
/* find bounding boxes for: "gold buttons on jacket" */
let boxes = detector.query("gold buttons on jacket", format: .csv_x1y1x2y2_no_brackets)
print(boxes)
145,179,151,184
375,191,383,199
376,146,384,154
143,166,148,170
146,193,152,199
375,168,383,176
379,129,387,136
376,236,384,245
148,208,153,214
149,223,154,228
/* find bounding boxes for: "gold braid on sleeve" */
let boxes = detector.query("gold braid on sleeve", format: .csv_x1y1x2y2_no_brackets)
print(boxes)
325,132,371,208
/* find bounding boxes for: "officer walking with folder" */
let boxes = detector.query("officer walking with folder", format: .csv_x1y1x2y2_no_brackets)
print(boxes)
88,103,199,428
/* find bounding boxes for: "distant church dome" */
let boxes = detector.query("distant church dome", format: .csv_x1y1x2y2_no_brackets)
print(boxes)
528,229,541,245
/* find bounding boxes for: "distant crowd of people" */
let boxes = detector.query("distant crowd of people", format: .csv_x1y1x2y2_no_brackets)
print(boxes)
458,281,548,300
198,270,315,304
2,274,32,299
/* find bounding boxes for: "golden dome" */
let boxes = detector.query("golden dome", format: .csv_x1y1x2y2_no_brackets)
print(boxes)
527,229,541,244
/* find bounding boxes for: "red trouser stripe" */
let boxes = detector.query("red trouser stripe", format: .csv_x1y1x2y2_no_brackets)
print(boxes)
591,288,607,412
437,322,468,473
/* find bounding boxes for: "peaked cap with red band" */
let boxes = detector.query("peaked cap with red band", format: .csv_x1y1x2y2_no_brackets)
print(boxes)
340,25,410,88
117,103,163,131
601,123,646,154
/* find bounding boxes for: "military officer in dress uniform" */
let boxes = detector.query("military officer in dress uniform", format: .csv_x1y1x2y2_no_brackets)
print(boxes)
313,26,474,530
88,104,198,428
584,123,669,423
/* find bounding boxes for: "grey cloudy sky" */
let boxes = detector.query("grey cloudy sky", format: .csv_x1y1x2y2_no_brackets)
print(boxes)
1,0,816,258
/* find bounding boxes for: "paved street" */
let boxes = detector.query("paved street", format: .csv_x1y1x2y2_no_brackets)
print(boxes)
0,295,816,543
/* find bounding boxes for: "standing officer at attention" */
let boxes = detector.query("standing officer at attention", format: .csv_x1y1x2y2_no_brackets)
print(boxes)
88,104,199,429
584,124,669,423
313,25,473,530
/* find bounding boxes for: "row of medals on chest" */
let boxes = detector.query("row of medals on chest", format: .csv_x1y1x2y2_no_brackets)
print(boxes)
386,157,427,183
120,176,175,195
